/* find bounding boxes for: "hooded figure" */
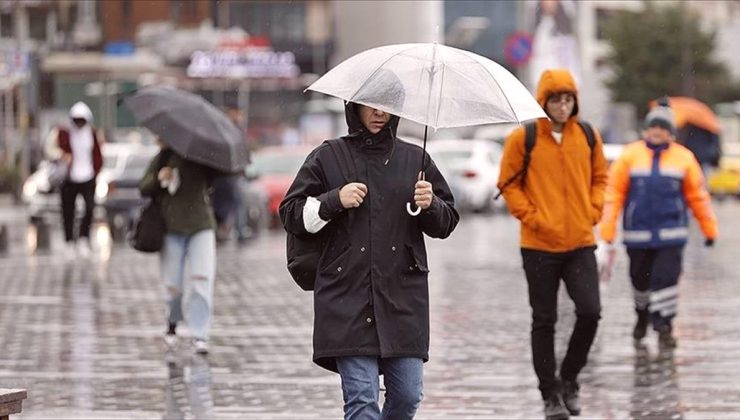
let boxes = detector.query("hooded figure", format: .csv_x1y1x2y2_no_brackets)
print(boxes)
280,88,458,417
497,69,608,420
44,101,104,257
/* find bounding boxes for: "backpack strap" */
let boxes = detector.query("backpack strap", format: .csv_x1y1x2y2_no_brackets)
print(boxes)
324,139,357,225
577,121,596,152
520,121,537,187
494,121,537,199
324,139,355,186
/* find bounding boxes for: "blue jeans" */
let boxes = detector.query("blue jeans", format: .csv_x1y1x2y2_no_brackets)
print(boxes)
336,357,423,420
161,229,216,341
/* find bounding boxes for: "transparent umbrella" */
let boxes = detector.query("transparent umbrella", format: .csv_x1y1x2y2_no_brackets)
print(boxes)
307,43,546,215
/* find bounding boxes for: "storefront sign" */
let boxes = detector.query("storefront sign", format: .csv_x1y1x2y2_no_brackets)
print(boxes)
187,50,300,79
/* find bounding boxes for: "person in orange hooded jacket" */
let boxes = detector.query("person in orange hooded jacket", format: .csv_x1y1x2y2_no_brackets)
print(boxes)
599,101,718,350
498,69,608,420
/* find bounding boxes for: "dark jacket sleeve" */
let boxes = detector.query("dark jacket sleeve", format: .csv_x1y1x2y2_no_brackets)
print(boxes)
279,147,346,236
138,152,165,197
419,155,459,238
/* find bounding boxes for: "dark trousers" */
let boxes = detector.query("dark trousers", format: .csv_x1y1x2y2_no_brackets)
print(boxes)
521,246,601,399
60,179,96,242
627,246,683,331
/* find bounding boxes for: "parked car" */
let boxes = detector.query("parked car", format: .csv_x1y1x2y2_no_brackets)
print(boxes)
99,145,159,240
603,143,625,166
236,171,270,237
427,139,504,213
22,160,70,223
708,142,740,198
248,146,313,228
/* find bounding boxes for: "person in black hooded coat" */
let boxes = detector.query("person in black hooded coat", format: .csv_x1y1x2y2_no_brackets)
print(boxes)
279,100,458,419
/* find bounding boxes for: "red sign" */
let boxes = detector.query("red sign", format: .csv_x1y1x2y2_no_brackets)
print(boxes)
504,32,533,67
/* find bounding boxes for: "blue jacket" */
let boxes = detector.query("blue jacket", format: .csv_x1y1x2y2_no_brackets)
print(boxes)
600,140,717,249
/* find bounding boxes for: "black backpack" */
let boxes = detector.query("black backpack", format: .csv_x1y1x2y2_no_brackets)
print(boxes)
495,121,596,199
286,139,356,291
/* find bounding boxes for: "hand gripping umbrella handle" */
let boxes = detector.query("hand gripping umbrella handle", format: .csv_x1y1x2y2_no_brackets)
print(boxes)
406,125,430,217
406,202,422,216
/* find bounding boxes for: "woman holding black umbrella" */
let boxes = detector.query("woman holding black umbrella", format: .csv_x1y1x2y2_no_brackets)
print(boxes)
139,141,218,355
126,87,249,355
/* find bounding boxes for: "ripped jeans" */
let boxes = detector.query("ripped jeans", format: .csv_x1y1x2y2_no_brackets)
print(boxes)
161,229,216,341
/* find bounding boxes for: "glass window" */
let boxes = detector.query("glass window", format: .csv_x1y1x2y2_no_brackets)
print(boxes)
28,8,47,41
0,13,12,38
229,1,306,43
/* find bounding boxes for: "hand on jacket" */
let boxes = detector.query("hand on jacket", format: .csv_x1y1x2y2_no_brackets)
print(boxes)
62,153,72,164
158,167,173,182
340,182,367,208
704,238,715,247
414,179,434,210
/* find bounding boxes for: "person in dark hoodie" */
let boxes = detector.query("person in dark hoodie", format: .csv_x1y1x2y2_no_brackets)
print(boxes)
279,74,459,419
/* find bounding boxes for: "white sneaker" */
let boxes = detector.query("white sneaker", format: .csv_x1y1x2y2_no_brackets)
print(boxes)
62,242,76,261
163,333,178,349
193,339,209,355
77,241,91,258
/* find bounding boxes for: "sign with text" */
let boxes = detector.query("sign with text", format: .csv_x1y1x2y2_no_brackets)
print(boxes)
187,50,300,79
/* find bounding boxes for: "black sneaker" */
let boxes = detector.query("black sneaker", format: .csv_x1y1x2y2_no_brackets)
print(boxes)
544,394,570,420
633,310,648,340
658,327,677,349
561,380,581,416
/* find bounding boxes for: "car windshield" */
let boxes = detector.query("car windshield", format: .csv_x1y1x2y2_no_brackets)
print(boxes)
251,152,306,176
120,155,153,179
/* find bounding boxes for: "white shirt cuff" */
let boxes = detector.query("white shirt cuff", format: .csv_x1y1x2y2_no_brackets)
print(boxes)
303,196,329,233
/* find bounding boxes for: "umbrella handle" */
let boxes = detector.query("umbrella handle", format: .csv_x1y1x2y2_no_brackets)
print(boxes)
406,202,421,216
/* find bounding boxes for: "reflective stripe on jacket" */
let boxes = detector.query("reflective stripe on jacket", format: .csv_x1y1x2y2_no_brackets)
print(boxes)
599,140,718,248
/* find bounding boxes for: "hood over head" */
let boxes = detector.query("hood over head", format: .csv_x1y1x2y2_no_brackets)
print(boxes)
344,69,404,141
69,101,94,123
536,69,579,118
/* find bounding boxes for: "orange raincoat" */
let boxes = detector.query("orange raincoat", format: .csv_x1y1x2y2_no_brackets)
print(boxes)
498,69,609,252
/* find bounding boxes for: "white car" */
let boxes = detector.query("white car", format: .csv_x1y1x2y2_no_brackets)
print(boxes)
427,139,504,213
603,143,625,165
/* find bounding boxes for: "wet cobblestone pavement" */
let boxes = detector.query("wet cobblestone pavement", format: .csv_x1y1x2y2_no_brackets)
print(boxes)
1,200,739,419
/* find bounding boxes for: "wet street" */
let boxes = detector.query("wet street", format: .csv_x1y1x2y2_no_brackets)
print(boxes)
1,199,740,419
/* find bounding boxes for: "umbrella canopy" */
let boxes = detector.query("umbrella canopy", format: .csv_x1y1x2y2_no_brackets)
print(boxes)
650,96,721,135
307,43,546,130
124,86,250,172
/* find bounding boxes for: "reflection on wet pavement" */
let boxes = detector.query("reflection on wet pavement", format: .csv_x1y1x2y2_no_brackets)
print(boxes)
164,352,214,419
0,201,739,418
631,345,682,420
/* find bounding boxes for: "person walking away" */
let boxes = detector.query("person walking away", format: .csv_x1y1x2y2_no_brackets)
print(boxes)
279,96,459,419
139,142,218,355
497,69,609,420
599,103,718,350
44,101,104,258
211,107,250,243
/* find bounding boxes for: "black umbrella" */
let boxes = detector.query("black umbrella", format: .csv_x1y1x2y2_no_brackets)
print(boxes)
123,86,249,173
